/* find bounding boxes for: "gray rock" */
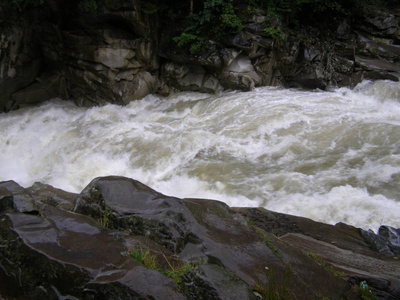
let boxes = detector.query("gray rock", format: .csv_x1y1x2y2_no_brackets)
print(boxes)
7,177,400,299
0,181,36,213
0,194,183,299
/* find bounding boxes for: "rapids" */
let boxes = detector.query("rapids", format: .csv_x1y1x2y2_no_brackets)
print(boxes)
1,80,400,231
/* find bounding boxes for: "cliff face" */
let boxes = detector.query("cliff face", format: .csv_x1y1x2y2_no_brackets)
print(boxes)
0,0,400,111
1,176,400,299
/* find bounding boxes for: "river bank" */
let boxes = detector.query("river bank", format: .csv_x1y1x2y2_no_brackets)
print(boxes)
1,176,400,299
1,0,400,111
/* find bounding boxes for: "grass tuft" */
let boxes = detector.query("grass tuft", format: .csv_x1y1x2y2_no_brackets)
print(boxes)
130,246,198,285
305,251,344,279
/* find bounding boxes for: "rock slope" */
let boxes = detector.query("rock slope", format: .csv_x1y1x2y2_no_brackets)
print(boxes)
1,1,400,111
1,176,399,299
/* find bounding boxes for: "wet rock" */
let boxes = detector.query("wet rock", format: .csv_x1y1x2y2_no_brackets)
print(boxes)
219,54,262,90
361,225,400,256
183,264,257,300
162,62,222,93
1,2,400,110
1,177,400,299
238,207,400,300
0,181,36,213
70,176,360,299
0,186,183,299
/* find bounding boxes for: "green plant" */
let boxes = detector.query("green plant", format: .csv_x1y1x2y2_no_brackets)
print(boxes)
264,25,284,40
246,219,283,259
98,207,112,228
358,281,377,300
305,251,344,278
131,247,158,269
253,265,294,300
173,0,242,54
78,0,97,12
158,253,197,284
173,32,209,54
130,246,198,285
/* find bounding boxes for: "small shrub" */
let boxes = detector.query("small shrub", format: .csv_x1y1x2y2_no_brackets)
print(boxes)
173,0,242,54
358,281,377,300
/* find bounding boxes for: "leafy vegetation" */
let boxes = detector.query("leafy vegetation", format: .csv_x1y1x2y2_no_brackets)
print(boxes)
2,0,396,52
173,0,243,54
358,281,378,300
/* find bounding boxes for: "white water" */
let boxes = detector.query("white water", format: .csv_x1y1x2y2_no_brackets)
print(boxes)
2,80,400,231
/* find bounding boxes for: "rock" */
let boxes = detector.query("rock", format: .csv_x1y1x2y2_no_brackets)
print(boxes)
1,1,400,111
162,62,222,93
94,47,136,69
183,264,257,300
4,176,400,298
361,225,400,256
0,181,36,213
0,180,184,299
219,54,262,90
237,207,400,300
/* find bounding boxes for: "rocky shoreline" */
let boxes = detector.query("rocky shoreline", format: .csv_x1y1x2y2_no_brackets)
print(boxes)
1,176,399,299
1,1,400,111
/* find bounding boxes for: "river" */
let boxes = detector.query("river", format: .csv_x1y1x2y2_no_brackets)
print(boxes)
1,80,400,231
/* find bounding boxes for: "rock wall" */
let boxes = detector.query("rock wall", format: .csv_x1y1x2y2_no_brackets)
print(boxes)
0,1,400,111
1,176,400,299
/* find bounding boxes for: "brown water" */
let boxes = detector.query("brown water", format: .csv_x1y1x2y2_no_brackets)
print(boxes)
1,80,400,231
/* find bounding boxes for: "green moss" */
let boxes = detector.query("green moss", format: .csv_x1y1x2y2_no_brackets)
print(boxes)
253,264,295,300
246,218,283,259
305,251,345,279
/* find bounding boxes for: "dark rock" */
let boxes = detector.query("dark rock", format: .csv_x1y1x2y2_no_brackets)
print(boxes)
183,264,257,300
0,196,183,299
238,207,400,300
71,176,360,299
0,181,36,213
1,2,400,110
4,176,400,299
361,225,400,256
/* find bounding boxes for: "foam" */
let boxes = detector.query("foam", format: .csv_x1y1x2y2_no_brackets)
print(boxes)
1,81,400,231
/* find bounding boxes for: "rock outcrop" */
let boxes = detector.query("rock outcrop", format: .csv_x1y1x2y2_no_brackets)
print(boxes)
1,176,400,299
0,1,400,111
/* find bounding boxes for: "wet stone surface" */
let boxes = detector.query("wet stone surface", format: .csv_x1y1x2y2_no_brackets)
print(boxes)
0,177,399,299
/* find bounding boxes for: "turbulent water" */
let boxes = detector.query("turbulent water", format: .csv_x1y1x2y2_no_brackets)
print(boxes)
2,80,400,231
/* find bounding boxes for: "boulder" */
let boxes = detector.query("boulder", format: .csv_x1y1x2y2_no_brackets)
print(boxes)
8,176,400,299
219,54,262,91
162,62,222,93
237,207,400,299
